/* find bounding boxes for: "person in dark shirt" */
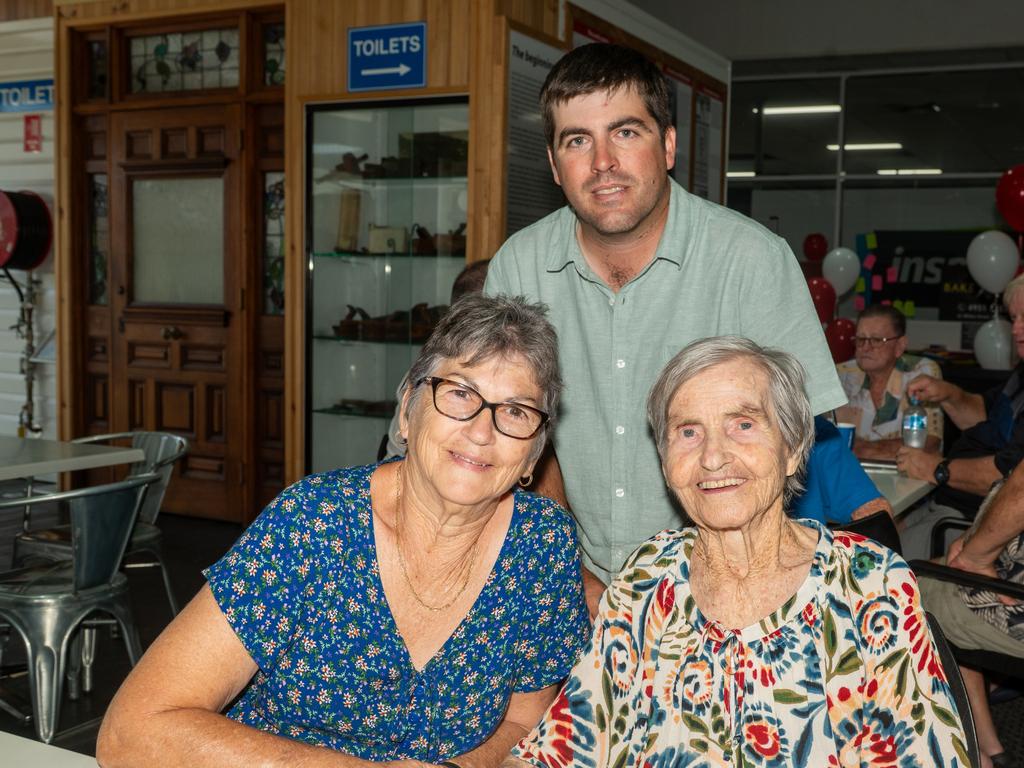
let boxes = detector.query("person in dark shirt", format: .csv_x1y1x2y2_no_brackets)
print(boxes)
897,273,1024,559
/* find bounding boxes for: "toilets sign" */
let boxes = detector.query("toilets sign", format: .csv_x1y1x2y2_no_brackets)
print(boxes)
348,22,426,92
0,79,54,113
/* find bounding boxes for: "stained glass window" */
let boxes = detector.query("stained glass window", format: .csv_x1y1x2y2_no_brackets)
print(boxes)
264,23,285,87
263,172,285,314
87,40,108,100
129,28,240,94
88,174,109,305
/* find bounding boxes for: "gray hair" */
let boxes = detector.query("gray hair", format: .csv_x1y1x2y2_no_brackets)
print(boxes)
646,336,815,505
405,294,562,457
1005,273,1024,309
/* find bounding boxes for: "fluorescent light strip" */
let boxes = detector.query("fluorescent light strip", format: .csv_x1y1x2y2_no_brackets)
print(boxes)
726,171,756,178
826,142,903,151
877,168,943,176
756,104,841,116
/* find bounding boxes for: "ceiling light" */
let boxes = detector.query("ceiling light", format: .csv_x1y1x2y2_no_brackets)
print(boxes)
826,142,903,151
726,171,756,178
876,168,943,176
754,104,841,116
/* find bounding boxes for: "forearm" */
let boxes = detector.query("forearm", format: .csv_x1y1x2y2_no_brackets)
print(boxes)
98,707,370,768
961,465,1024,564
947,456,1003,497
850,497,893,520
530,444,569,509
456,721,531,768
942,390,986,430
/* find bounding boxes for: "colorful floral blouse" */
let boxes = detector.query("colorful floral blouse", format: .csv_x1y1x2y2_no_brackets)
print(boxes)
835,353,943,443
513,520,971,768
205,462,590,761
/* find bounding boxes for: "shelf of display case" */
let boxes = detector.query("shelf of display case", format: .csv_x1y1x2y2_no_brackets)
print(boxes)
312,334,430,346
312,251,466,260
312,175,468,190
314,401,397,419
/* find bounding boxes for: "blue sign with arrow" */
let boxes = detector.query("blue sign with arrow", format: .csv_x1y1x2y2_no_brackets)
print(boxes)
348,22,427,92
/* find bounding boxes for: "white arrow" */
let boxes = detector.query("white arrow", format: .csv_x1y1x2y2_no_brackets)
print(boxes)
362,63,411,77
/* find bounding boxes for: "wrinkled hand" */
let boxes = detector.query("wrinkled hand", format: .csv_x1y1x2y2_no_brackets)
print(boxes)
895,446,942,482
946,535,1018,606
906,374,946,403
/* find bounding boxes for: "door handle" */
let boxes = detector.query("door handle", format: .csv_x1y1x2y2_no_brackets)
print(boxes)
161,325,185,341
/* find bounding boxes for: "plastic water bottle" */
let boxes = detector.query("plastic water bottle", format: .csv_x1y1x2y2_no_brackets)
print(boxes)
901,397,928,448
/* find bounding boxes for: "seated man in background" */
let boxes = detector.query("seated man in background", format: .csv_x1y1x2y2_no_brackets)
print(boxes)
919,466,1024,768
835,304,943,459
790,415,893,524
897,273,1024,560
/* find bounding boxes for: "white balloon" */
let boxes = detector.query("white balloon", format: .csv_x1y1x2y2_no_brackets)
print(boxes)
974,318,1014,370
967,230,1019,294
822,247,860,295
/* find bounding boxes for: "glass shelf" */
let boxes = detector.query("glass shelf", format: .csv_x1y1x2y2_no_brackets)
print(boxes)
306,95,468,473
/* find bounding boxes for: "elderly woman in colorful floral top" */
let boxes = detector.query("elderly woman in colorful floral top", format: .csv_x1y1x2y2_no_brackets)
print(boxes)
98,294,590,768
505,336,969,768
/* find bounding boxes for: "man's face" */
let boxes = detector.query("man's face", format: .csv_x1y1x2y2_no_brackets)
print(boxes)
1008,292,1024,358
854,315,906,375
547,87,675,239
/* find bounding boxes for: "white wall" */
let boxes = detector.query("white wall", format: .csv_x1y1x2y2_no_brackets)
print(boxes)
0,17,57,440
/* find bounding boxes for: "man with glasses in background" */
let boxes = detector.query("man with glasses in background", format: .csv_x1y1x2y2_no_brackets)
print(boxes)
835,304,944,460
896,275,1024,559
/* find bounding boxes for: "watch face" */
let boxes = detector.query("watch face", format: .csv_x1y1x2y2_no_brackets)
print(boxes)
934,462,950,485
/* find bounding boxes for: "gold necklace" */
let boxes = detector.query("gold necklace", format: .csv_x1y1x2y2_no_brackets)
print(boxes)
394,462,477,612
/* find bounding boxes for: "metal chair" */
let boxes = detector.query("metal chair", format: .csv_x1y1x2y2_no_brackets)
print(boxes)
0,472,159,743
15,431,188,617
829,510,903,555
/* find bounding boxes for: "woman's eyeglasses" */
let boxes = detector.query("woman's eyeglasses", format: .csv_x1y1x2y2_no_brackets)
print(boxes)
854,335,903,349
416,377,549,439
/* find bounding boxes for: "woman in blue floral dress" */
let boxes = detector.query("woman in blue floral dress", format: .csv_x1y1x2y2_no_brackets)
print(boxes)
507,336,969,768
99,295,591,767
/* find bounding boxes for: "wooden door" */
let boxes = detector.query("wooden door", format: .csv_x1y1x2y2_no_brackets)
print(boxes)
109,105,246,522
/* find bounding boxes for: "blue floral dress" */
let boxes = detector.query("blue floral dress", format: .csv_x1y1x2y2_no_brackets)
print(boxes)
513,521,970,768
205,462,590,761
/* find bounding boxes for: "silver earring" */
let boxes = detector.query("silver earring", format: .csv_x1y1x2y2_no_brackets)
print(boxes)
519,473,533,487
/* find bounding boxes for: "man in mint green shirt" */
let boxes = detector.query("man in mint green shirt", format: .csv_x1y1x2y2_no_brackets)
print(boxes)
485,43,845,608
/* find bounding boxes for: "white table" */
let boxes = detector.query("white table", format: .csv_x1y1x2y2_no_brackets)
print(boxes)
866,468,934,515
0,730,96,766
0,436,144,481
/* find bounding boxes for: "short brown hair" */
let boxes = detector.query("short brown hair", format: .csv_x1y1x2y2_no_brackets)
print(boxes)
857,304,906,337
540,43,672,148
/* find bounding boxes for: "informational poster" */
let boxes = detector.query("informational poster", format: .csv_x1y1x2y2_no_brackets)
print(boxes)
664,66,692,188
693,86,724,201
505,28,567,238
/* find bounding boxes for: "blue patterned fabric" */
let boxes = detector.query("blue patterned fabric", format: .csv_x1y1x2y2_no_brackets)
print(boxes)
204,462,590,761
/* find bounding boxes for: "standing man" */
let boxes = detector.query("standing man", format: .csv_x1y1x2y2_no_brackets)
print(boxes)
485,43,845,609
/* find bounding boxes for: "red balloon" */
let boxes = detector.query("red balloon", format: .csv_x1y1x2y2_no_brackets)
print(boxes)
825,317,857,363
803,232,829,262
996,164,1024,232
807,277,837,323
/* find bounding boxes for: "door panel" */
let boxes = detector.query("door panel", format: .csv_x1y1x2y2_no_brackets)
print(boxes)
109,105,244,522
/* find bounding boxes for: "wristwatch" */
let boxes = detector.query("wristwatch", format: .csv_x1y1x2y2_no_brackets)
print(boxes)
933,460,951,486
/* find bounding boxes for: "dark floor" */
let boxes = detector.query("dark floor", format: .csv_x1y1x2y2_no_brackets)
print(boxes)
1,514,1023,760
0,512,242,755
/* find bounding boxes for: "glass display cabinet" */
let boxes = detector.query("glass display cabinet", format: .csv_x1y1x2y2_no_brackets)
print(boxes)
305,97,469,472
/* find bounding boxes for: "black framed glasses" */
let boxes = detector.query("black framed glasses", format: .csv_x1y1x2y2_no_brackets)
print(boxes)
854,334,903,348
416,376,549,439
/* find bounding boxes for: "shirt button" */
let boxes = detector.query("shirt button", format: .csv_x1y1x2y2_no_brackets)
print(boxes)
615,426,625,435
616,359,626,368
608,297,615,306
615,488,625,498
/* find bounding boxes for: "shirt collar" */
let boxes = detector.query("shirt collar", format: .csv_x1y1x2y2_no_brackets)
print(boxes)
544,176,686,273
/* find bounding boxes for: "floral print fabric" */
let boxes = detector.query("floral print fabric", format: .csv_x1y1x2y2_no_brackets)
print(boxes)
513,520,970,768
205,462,590,761
836,353,943,443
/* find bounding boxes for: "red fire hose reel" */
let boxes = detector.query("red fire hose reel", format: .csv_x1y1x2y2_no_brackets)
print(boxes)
0,190,52,271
